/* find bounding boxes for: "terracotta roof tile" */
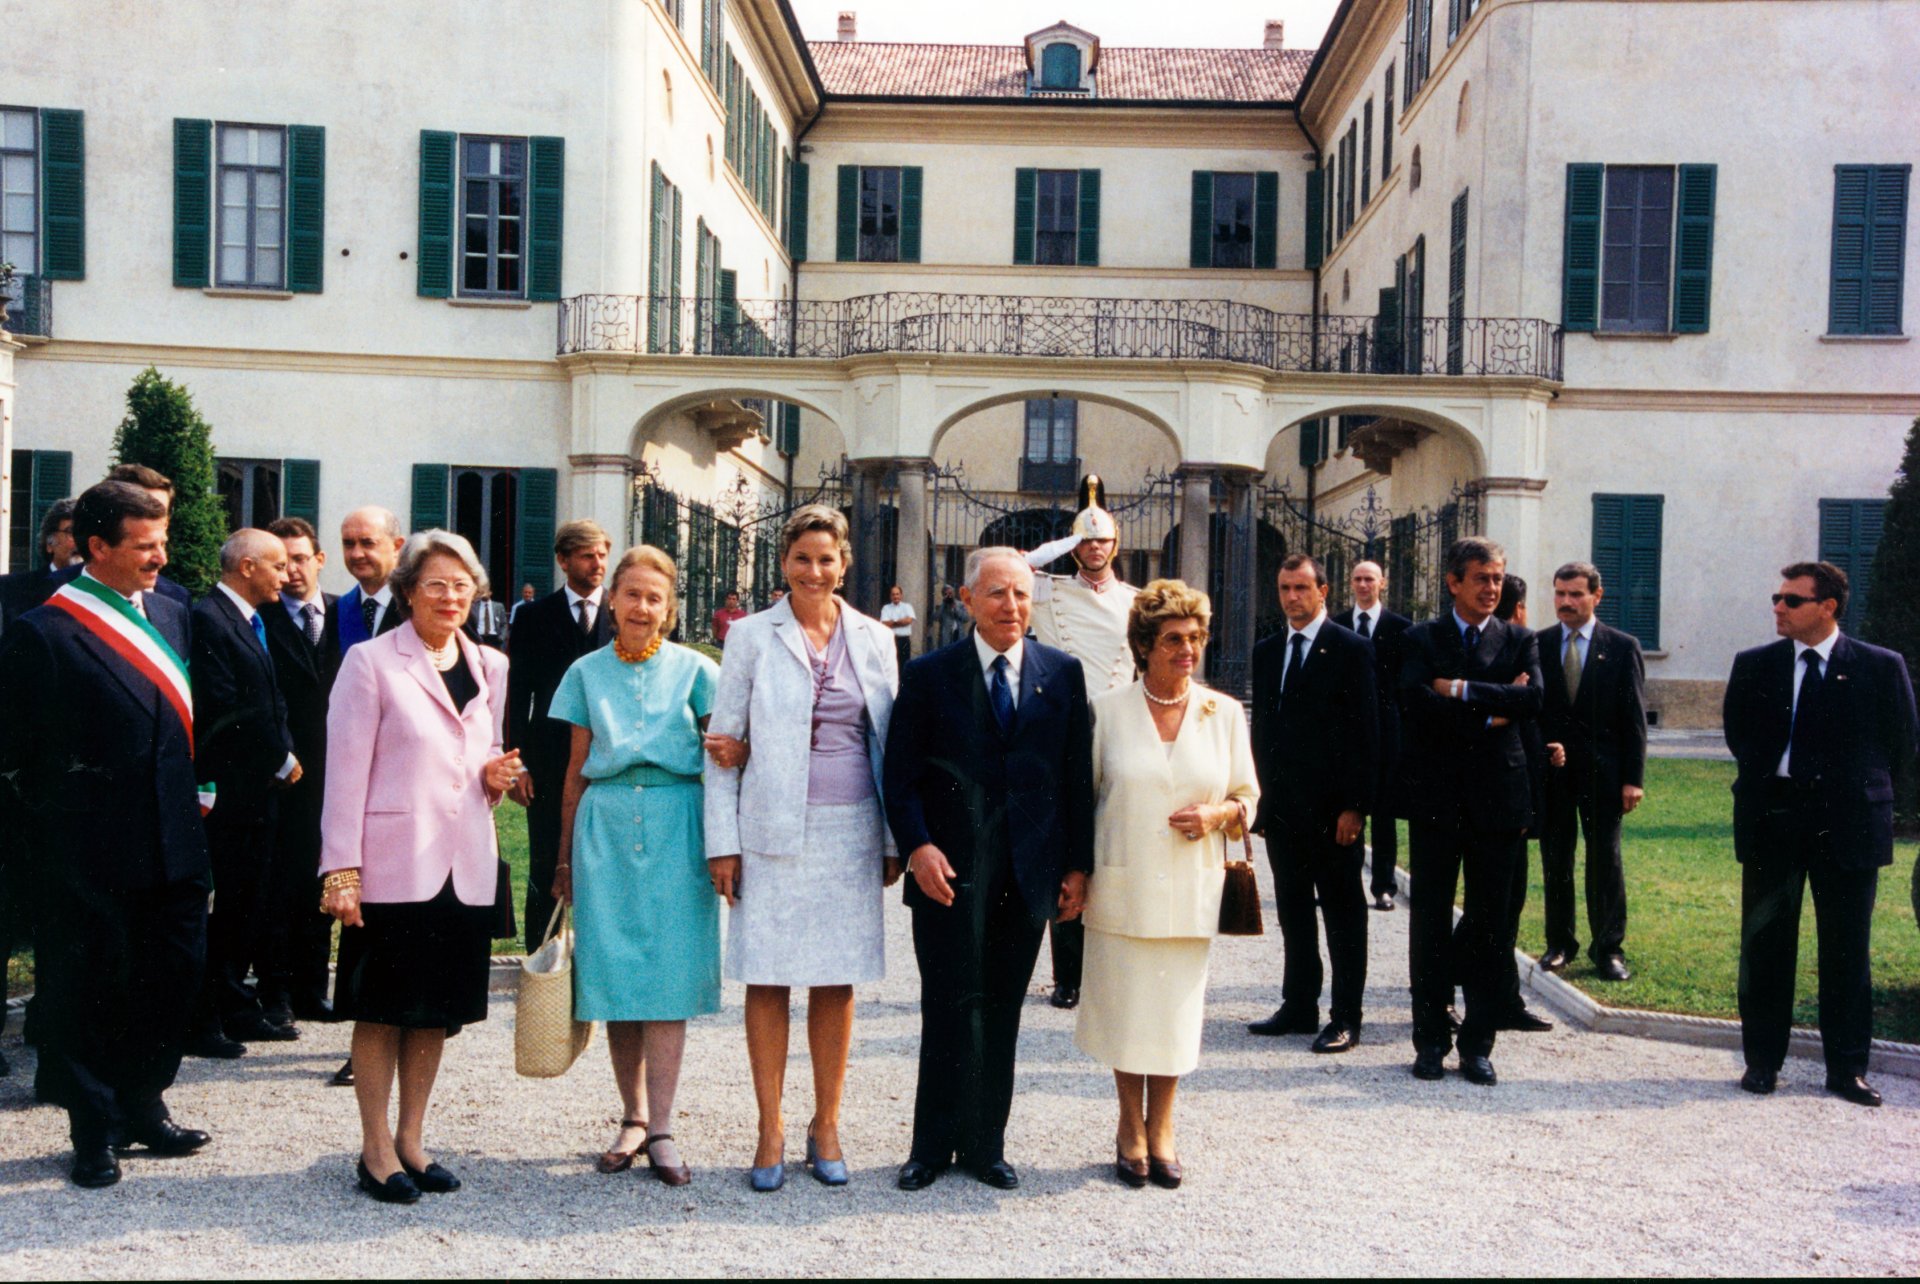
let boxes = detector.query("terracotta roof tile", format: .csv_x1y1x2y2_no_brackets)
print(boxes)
809,41,1311,103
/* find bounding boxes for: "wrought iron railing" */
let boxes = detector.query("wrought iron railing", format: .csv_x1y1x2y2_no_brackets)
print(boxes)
1,274,52,338
559,293,1564,380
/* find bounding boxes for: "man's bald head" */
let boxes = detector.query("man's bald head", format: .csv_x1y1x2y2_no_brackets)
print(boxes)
1351,559,1386,612
341,506,405,590
220,528,291,607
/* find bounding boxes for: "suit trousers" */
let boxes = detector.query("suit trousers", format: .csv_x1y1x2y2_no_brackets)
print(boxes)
260,787,334,1013
199,811,278,1026
1047,916,1083,991
0,844,32,1040
909,875,1046,1168
1542,779,1627,961
1366,808,1399,895
36,874,207,1145
1738,798,1879,1077
1269,827,1369,1025
1408,821,1523,1057
523,765,564,953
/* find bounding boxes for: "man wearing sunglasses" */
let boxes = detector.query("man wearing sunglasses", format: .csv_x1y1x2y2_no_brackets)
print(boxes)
1724,561,1918,1107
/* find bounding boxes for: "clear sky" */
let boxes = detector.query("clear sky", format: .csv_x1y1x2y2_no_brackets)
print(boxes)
786,0,1344,50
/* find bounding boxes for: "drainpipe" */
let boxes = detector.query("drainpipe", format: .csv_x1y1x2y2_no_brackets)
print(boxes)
1291,100,1324,540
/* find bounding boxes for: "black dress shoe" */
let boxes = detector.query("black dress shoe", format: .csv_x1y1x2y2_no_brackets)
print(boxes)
329,1058,356,1087
0,1048,10,1076
897,1158,948,1191
1496,1005,1554,1033
1248,1006,1319,1036
1595,955,1632,982
118,1119,211,1157
1049,986,1080,1010
71,1145,121,1189
226,1013,300,1042
1114,1150,1148,1189
1739,1066,1777,1095
401,1157,463,1192
1826,1074,1882,1108
185,1031,246,1060
357,1158,422,1204
290,997,337,1023
1460,1055,1498,1086
1146,1155,1183,1189
1538,949,1572,974
1371,892,1396,911
1412,1048,1447,1080
975,1159,1019,1189
1311,1021,1360,1054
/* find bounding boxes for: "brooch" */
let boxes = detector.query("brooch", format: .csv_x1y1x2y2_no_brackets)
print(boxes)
1199,698,1219,719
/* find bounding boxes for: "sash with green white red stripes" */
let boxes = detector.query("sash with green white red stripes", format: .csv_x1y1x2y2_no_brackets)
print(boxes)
48,577,218,814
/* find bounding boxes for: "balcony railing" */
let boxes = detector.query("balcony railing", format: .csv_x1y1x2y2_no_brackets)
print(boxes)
559,293,1563,380
1,274,52,338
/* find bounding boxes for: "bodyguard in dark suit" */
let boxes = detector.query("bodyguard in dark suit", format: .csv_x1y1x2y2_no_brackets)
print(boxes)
1397,537,1543,1086
1249,554,1378,1052
1490,576,1554,1034
1333,558,1411,909
1725,561,1918,1107
884,548,1094,1191
0,482,214,1187
1537,561,1648,980
188,530,302,1053
505,519,612,948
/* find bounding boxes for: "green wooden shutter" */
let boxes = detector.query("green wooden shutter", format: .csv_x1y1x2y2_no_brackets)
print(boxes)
717,267,738,353
1382,67,1394,177
1190,171,1213,268
513,467,558,597
1561,162,1604,331
1447,188,1468,373
1672,163,1715,333
410,463,449,532
1592,493,1663,649
1298,419,1326,467
899,166,923,263
38,109,85,280
648,162,665,352
1076,168,1101,267
668,184,683,352
172,119,211,288
836,165,859,261
1374,285,1402,373
527,135,565,302
1832,165,1911,336
416,130,456,298
1304,168,1325,270
1819,498,1887,635
285,125,325,294
281,458,320,524
1012,168,1037,265
788,161,810,262
778,403,801,456
29,451,73,561
1253,171,1279,270
1867,166,1911,335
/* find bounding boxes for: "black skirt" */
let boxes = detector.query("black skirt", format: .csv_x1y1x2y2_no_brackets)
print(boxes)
334,874,494,1033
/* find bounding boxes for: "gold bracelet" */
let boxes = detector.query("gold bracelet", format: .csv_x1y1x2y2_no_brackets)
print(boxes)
321,869,361,895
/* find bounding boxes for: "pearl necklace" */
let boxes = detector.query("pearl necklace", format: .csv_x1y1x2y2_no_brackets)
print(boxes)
615,633,664,665
1142,679,1192,706
424,637,459,672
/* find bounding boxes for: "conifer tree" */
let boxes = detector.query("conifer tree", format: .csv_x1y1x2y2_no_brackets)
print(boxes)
112,366,226,596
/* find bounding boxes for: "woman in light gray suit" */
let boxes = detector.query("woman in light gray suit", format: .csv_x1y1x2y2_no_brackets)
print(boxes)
704,505,901,1192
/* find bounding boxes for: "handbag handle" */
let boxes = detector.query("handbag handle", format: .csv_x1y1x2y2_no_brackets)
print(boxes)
538,899,569,950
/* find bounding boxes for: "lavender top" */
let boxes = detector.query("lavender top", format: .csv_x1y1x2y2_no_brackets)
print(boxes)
805,620,875,805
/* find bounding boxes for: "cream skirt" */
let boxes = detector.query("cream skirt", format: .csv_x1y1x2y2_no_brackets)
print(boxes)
1074,927,1213,1077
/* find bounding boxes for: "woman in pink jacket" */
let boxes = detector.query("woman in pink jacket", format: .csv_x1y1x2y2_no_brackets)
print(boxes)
320,530,524,1205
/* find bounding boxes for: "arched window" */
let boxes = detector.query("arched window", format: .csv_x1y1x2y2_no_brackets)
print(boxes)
1040,42,1082,89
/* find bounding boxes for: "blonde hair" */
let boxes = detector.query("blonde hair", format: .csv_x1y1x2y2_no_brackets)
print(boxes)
610,544,679,635
1126,578,1212,672
555,519,611,559
780,503,853,568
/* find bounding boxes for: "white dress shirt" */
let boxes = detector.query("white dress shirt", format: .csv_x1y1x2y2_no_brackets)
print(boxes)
362,582,394,634
1559,616,1595,672
81,568,144,618
564,584,604,633
1350,603,1381,637
973,631,1024,709
1282,610,1327,688
282,589,325,628
1776,628,1840,777
216,583,298,780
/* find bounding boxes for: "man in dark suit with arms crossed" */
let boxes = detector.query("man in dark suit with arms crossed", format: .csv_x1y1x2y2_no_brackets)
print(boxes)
1397,536,1543,1086
1725,561,1917,1107
884,547,1094,1191
1333,558,1411,910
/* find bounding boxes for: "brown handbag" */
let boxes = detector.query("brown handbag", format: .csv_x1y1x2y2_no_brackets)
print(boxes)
1218,826,1265,937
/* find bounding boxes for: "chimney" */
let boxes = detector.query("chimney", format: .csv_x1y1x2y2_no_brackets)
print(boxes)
838,11,857,42
1263,19,1285,50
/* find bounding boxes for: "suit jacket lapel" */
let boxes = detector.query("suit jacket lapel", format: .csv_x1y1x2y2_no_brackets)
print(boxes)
770,598,809,671
399,625,462,722
1013,643,1050,738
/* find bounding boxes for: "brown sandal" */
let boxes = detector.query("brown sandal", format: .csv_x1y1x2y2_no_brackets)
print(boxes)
644,1133,692,1187
597,1119,648,1174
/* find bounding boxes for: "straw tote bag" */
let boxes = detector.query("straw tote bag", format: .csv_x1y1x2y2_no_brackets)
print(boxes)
515,902,595,1078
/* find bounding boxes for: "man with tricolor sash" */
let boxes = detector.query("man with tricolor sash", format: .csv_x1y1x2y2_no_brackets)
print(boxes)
0,481,216,1189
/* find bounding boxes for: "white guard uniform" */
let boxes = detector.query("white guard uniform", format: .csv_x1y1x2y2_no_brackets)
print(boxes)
1031,571,1139,694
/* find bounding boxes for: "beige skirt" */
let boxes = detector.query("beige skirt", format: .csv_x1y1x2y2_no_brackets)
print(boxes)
1074,927,1213,1077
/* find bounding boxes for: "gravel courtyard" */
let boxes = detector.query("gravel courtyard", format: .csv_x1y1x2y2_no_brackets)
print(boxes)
4,844,1917,1278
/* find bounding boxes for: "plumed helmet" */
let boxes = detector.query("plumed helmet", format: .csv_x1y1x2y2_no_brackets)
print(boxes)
1070,474,1118,542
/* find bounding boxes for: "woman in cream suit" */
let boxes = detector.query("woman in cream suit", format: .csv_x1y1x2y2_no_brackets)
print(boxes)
1075,579,1257,1191
320,531,523,1205
703,505,900,1191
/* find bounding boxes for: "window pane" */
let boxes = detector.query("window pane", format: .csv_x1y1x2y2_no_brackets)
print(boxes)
3,153,35,197
463,255,489,290
1025,404,1048,460
498,216,520,257
465,217,488,255
220,126,251,165
221,168,249,208
220,245,249,282
463,140,490,178
256,171,282,211
257,128,282,168
498,180,521,219
4,193,35,231
256,247,281,285
497,255,519,294
1,111,33,150
465,179,488,214
2,231,32,267
500,142,525,177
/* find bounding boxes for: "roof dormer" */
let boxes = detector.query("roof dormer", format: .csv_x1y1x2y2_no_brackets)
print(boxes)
1024,21,1099,96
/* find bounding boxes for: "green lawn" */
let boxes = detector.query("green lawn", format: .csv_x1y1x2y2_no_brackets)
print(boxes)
1400,758,1920,1044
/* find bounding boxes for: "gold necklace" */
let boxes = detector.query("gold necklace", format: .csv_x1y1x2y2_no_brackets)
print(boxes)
614,633,663,665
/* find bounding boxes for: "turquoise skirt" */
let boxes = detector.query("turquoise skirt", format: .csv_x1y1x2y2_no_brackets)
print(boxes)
571,766,722,1022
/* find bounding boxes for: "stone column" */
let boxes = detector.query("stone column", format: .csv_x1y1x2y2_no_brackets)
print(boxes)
892,457,931,653
1217,468,1261,697
1477,476,1549,590
568,453,635,549
848,459,888,614
1177,466,1214,594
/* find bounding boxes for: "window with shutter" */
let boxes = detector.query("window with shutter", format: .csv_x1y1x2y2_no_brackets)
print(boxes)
1304,168,1325,271
836,164,859,262
10,450,73,573
513,467,558,597
0,110,40,278
1818,498,1887,635
1298,419,1327,468
38,108,84,280
1407,235,1427,372
1591,493,1663,649
1671,164,1715,333
1829,164,1910,336
1034,170,1077,265
1382,67,1395,177
416,130,455,297
282,458,320,525
410,463,450,533
173,119,213,289
527,135,564,302
1447,189,1468,373
1361,101,1373,207
1560,162,1603,331
286,125,325,294
1077,168,1101,267
788,160,809,262
648,162,670,352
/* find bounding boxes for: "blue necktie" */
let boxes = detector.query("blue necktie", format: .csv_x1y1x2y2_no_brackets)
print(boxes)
250,612,274,673
1464,624,1481,653
989,654,1015,733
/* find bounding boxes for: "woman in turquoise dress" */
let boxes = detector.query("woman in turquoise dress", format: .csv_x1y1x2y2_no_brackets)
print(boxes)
550,545,720,1186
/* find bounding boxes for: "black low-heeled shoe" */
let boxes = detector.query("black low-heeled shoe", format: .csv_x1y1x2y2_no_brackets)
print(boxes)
1147,1155,1183,1189
357,1158,422,1204
400,1157,462,1193
1114,1149,1148,1189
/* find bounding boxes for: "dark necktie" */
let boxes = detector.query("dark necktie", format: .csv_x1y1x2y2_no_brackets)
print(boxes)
989,654,1015,733
578,599,593,637
303,602,323,646
361,595,379,635
1356,612,1371,639
1789,649,1824,779
1282,632,1307,695
1464,624,1481,654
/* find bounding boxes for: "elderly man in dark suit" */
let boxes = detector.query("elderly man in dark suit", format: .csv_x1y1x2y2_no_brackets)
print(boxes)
1725,561,1918,1107
0,482,214,1187
883,546,1094,1191
1332,559,1412,910
1249,554,1378,1053
188,529,302,1057
1537,560,1648,981
1396,536,1543,1086
505,519,612,949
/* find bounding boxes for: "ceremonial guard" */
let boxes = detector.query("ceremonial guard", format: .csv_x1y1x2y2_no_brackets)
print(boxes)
1025,476,1139,1009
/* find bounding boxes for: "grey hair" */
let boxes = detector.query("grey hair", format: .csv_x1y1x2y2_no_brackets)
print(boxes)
343,505,403,541
390,529,490,602
1444,535,1506,581
964,546,1033,591
219,527,285,573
